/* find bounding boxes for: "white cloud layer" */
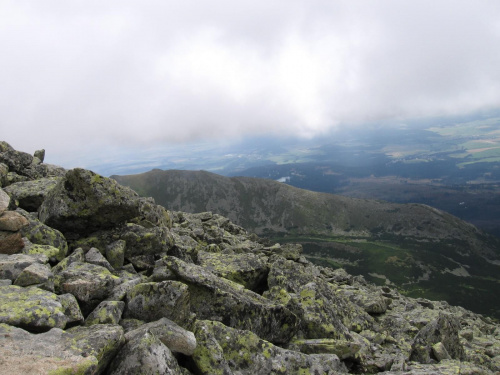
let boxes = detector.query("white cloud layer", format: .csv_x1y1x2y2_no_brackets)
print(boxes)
1,0,500,163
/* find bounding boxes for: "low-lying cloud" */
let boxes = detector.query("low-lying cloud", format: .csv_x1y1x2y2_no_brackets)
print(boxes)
1,0,499,164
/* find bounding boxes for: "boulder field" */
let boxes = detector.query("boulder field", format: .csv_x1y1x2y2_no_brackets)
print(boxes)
0,140,499,374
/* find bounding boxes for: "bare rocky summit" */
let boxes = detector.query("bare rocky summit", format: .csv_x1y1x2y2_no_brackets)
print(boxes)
0,141,499,374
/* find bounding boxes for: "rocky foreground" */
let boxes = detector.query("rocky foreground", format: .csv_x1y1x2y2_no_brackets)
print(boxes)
1,141,499,375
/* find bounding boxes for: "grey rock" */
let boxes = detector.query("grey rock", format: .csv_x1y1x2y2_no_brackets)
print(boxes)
125,280,191,325
0,163,7,188
14,262,54,291
166,256,298,344
85,300,125,326
410,313,465,364
192,320,347,375
57,292,84,325
120,223,173,258
125,317,197,355
54,261,119,305
51,247,85,274
22,239,66,263
0,253,48,280
34,149,45,162
3,177,60,211
85,247,114,271
106,239,126,269
0,149,33,174
39,168,141,236
18,209,68,260
108,330,182,375
0,285,68,331
196,250,269,292
106,276,143,301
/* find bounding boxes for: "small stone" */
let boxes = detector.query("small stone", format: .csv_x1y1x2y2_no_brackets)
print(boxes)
34,149,45,162
432,341,451,361
106,240,125,269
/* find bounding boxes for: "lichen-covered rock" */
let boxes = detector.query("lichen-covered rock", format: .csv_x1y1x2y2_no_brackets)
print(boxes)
0,211,28,232
85,300,125,326
13,262,54,291
3,177,60,211
196,250,269,291
338,284,391,314
57,292,84,325
18,210,68,259
126,317,197,356
85,246,114,271
65,323,126,374
22,239,67,263
267,257,369,339
0,253,48,280
39,168,142,236
51,247,85,274
410,313,465,364
0,285,68,331
108,329,183,375
54,261,120,310
192,320,347,375
120,222,174,258
0,149,33,174
381,359,495,374
166,256,298,344
0,230,24,254
125,281,191,325
0,323,99,374
106,276,144,302
132,196,172,228
106,239,126,269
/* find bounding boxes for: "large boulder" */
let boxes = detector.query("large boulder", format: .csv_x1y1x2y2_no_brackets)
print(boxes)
166,256,298,344
3,177,60,211
192,320,347,375
39,168,142,237
0,285,68,331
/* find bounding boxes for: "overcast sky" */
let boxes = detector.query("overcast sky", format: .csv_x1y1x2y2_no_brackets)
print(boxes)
1,1,500,167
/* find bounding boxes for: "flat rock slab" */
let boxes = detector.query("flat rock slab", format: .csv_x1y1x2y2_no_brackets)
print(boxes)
0,285,67,331
0,323,125,375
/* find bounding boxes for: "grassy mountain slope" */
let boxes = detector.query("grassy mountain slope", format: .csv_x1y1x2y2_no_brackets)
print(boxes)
112,169,500,318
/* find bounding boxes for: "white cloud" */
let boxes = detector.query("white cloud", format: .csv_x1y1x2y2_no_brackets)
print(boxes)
0,0,499,164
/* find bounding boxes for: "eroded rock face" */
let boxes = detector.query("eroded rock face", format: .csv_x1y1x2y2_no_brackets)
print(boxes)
39,168,142,236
